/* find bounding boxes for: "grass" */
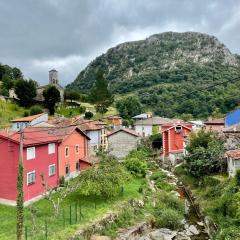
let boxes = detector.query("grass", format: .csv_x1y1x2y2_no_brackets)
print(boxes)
56,102,118,119
0,100,28,127
0,177,144,240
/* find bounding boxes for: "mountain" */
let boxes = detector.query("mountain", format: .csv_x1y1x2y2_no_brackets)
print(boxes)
67,32,240,118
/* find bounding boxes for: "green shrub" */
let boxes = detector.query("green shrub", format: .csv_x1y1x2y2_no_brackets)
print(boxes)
235,170,240,186
216,227,240,240
23,111,29,117
150,171,167,181
79,106,86,114
30,105,43,115
84,111,93,119
125,157,147,177
154,208,183,230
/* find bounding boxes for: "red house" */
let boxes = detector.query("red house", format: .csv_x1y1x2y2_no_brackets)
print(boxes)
162,121,192,164
0,128,61,205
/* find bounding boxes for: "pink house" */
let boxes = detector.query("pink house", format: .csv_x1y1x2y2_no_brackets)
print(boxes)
0,128,61,205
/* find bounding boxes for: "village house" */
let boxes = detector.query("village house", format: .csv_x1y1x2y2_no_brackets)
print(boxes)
48,126,91,180
0,128,61,205
134,116,172,137
92,121,108,151
162,121,192,165
189,120,205,132
225,149,240,177
106,115,122,128
132,112,152,121
11,113,48,130
107,128,139,158
204,117,225,132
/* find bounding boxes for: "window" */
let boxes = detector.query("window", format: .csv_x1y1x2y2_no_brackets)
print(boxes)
65,165,70,175
65,147,69,157
76,161,80,171
27,147,35,160
175,126,182,134
49,164,56,176
17,123,19,129
48,143,55,154
75,144,79,154
27,171,36,185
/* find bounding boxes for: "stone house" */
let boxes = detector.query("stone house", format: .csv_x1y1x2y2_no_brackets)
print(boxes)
107,128,140,158
225,149,240,177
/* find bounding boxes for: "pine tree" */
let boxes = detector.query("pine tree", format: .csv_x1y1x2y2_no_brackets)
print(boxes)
90,70,113,114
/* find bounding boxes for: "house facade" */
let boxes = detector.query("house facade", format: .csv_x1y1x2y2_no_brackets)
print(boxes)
11,113,48,130
204,117,225,132
107,128,139,158
162,121,192,164
0,129,60,205
106,115,122,128
225,149,240,177
134,117,172,137
51,127,91,180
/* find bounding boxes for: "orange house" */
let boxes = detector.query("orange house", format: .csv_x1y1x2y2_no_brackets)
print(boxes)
106,115,122,127
52,126,91,179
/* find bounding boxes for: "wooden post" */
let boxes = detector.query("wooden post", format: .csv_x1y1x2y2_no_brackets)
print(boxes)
17,124,24,240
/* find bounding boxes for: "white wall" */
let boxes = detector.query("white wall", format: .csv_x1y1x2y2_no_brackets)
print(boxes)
135,125,152,137
228,158,240,177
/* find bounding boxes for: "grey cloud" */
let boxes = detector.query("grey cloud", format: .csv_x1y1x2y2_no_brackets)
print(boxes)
0,0,239,86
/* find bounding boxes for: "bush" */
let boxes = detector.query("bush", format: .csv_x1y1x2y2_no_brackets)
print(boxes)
154,208,183,230
216,227,240,240
125,157,147,177
30,105,43,115
84,111,93,119
150,171,167,181
236,170,240,186
79,106,86,114
23,111,29,117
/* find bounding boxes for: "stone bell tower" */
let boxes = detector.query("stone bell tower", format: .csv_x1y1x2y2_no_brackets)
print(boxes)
49,69,59,85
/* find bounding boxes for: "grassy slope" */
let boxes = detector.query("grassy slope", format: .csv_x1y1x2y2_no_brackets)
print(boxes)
57,102,118,119
0,178,144,240
0,100,28,127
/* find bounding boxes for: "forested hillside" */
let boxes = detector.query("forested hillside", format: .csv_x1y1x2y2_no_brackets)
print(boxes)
67,32,240,118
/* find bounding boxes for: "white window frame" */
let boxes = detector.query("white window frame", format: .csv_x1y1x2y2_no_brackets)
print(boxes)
49,164,56,177
75,144,79,154
27,170,36,185
27,147,36,160
65,146,69,158
48,143,55,154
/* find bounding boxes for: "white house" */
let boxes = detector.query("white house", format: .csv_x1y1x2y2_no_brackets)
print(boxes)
11,113,48,130
225,149,240,177
134,117,172,137
189,120,205,132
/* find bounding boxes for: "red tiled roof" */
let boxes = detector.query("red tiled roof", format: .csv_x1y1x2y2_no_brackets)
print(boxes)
107,115,122,120
0,128,61,147
11,113,46,122
161,121,193,132
225,149,240,160
107,128,139,137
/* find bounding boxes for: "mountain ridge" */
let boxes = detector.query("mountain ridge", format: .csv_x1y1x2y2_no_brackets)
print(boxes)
67,31,240,118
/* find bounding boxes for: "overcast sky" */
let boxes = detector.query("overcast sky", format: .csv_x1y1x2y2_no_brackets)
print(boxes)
0,0,240,86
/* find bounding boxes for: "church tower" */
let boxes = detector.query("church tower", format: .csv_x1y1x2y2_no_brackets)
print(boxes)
49,69,59,85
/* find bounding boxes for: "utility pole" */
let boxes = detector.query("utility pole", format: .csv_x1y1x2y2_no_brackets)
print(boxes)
17,123,24,240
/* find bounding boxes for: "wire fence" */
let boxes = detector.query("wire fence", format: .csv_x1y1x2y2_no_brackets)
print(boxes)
24,200,97,240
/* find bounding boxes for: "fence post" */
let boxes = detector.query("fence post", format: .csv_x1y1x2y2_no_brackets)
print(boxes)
75,202,78,223
70,204,72,225
45,218,48,240
25,226,27,240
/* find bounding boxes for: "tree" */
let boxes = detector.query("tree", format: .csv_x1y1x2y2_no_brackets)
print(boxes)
15,79,37,107
43,85,60,115
116,96,143,119
90,70,113,114
30,105,43,115
12,67,23,80
79,156,130,199
184,130,224,178
64,90,80,102
84,111,93,119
